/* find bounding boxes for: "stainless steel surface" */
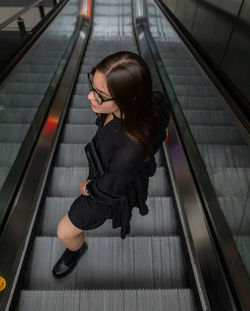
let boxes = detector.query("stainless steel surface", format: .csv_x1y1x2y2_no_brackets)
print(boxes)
221,0,250,101
0,1,90,309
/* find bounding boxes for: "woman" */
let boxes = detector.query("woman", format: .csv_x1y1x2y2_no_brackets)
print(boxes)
52,51,169,279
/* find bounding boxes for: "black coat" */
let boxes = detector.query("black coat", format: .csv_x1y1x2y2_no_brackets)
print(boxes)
86,113,158,239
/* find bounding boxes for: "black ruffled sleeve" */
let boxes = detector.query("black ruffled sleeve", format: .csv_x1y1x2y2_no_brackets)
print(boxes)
86,142,145,238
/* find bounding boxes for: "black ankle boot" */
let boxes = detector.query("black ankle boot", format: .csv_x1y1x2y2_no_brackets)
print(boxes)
52,242,88,278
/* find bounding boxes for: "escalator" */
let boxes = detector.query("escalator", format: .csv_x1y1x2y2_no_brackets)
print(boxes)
147,0,250,283
0,0,79,194
15,0,197,309
0,0,248,310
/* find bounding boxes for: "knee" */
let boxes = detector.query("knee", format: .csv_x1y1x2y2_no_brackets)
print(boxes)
57,220,67,241
57,216,72,241
56,214,83,241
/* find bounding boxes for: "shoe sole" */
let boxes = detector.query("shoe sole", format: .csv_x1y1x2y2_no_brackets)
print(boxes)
52,242,88,279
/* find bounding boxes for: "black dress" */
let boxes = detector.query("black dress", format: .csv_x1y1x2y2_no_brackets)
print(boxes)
68,112,157,239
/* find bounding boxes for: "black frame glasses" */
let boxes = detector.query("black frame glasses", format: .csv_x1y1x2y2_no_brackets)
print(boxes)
87,72,115,105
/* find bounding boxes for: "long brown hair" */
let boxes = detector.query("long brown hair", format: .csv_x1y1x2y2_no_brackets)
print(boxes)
92,51,158,159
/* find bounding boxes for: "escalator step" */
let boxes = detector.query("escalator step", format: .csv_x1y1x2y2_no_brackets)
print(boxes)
198,144,250,168
47,167,169,197
39,196,177,236
0,94,43,107
3,82,49,95
190,125,245,145
174,85,216,97
178,96,223,111
71,95,90,108
165,66,200,76
0,142,21,166
61,124,97,143
65,108,96,124
0,124,29,142
163,59,194,68
10,73,54,83
74,83,91,95
15,64,56,74
24,236,187,289
17,289,196,311
183,110,233,126
27,50,63,58
207,167,250,197
21,56,61,66
0,108,37,123
168,75,208,86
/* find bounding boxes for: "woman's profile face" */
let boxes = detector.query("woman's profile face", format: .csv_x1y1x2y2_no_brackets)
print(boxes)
88,70,120,115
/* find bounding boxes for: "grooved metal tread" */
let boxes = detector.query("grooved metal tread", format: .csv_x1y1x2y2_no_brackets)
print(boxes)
0,124,30,142
10,73,54,83
24,236,188,290
65,108,97,124
60,124,97,143
39,196,177,236
3,82,49,94
190,125,245,145
0,108,37,123
17,289,196,311
47,167,169,197
198,144,250,168
0,94,43,107
183,110,233,126
178,96,224,111
207,167,250,197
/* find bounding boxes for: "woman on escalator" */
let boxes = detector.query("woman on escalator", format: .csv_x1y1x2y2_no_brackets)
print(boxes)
52,51,170,278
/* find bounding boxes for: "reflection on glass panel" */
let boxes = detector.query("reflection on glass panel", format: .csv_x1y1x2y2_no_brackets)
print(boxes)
0,0,79,192
146,0,250,280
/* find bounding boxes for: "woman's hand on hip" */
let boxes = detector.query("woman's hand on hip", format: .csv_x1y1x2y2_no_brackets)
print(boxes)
80,179,91,196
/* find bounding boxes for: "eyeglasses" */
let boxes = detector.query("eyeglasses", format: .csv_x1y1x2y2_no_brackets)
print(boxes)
87,72,115,105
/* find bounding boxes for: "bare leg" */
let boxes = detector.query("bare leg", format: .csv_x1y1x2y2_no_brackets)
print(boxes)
57,213,85,251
